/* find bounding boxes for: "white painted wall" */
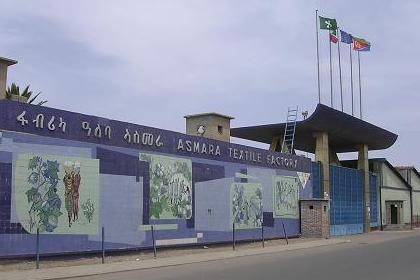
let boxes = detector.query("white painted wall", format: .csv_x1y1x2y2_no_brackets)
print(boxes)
409,171,420,218
382,164,407,190
380,164,412,225
410,171,420,191
381,188,411,225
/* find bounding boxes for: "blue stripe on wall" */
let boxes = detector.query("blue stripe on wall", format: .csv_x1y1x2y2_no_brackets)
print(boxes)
369,173,378,226
312,162,322,199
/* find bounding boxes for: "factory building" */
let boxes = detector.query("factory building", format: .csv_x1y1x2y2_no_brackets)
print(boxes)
396,166,420,226
0,56,417,257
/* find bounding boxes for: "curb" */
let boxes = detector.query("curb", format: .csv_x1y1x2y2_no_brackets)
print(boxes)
0,239,350,280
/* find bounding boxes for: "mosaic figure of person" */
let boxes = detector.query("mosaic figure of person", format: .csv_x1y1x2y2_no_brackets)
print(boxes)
72,163,81,222
63,162,74,227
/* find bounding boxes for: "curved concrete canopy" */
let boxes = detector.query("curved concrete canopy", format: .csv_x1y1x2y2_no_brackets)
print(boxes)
231,104,398,153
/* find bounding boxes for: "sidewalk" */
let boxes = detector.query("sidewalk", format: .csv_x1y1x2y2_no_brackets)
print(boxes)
0,238,349,280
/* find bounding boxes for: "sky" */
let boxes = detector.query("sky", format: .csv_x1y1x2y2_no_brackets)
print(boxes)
1,1,419,167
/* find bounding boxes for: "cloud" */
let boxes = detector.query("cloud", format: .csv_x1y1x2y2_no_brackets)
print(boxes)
1,0,419,166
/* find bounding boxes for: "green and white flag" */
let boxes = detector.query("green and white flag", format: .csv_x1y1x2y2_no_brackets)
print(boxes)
319,16,337,31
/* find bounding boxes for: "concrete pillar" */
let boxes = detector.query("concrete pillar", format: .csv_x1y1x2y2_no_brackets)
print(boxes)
0,64,7,100
0,57,18,99
329,150,341,166
269,136,281,152
357,144,370,233
269,136,290,153
314,132,329,199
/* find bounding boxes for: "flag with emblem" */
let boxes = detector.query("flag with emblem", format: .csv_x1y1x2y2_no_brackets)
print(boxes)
319,16,337,31
353,36,371,51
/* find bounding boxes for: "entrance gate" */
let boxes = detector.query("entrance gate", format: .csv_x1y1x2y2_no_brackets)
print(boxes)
311,163,379,236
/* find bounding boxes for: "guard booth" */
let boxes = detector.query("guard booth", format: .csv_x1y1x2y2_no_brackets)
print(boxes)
231,104,398,236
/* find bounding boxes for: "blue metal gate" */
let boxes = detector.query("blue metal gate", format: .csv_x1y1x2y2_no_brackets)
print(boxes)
329,165,364,235
311,162,378,236
369,173,378,227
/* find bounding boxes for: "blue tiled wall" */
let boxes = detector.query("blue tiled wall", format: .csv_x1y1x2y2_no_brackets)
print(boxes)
329,165,364,236
0,132,313,257
369,173,378,227
329,166,379,236
311,162,322,199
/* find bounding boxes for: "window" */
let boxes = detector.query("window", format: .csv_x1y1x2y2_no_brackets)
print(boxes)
217,125,223,134
309,205,314,210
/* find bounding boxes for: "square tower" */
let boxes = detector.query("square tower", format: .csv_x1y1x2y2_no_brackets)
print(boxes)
0,57,17,100
184,112,234,142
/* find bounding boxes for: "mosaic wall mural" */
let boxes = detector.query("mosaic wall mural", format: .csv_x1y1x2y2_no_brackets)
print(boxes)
0,100,312,257
273,176,300,218
14,154,100,234
140,153,192,220
231,183,263,229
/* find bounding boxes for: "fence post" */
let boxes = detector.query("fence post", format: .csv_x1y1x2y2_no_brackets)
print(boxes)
36,227,40,269
281,220,289,245
232,223,236,251
151,225,157,258
101,226,105,264
261,224,265,248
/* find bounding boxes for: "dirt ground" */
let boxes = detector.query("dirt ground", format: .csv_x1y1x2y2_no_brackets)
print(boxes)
0,237,318,271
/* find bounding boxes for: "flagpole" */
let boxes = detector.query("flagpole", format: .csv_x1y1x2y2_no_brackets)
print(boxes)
316,10,321,104
329,33,333,108
337,29,343,112
350,44,354,116
357,50,362,119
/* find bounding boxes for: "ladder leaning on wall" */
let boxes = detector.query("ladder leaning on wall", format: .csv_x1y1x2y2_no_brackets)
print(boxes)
281,106,298,154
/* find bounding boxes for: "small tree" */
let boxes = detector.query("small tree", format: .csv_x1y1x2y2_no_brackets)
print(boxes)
5,83,47,105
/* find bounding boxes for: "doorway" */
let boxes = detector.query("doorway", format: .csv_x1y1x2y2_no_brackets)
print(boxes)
385,201,403,225
390,204,398,224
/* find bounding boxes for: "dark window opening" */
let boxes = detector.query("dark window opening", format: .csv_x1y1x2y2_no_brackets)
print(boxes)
309,205,314,209
218,125,223,134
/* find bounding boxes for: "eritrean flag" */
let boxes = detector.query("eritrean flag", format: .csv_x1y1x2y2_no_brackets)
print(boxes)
353,36,371,51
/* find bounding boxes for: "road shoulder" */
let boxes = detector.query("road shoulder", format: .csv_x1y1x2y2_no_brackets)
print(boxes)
0,238,349,280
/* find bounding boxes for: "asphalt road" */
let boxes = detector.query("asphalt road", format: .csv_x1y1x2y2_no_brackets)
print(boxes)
67,232,420,280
